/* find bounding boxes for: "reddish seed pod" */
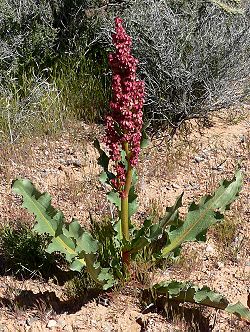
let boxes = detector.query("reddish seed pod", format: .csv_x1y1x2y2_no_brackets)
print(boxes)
105,17,145,195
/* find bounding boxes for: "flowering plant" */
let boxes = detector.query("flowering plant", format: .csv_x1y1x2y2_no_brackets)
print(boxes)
11,18,250,321
104,17,144,265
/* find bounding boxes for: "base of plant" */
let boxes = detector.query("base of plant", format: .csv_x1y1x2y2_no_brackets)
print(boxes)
122,251,130,268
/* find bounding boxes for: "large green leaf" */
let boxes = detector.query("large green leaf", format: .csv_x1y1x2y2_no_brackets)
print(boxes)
12,179,63,236
129,194,184,254
11,179,116,289
162,170,243,257
12,179,77,259
159,193,184,228
151,280,250,321
46,234,78,262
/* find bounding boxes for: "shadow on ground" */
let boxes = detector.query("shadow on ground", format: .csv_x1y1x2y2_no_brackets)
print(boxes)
0,288,101,315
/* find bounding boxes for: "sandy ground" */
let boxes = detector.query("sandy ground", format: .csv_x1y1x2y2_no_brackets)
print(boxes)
0,107,249,331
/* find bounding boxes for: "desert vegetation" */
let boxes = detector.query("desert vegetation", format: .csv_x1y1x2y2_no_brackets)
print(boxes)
0,1,250,331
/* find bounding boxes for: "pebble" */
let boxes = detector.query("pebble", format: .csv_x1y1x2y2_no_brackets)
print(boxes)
57,320,67,328
26,317,39,326
212,165,224,171
47,320,57,328
239,135,245,143
217,261,224,269
194,156,205,163
206,244,215,254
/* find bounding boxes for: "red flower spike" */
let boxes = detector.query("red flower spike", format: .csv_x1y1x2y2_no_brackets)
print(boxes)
105,17,145,196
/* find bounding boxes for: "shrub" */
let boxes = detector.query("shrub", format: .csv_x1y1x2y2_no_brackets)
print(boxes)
0,0,111,141
0,0,57,78
98,0,250,128
0,224,54,277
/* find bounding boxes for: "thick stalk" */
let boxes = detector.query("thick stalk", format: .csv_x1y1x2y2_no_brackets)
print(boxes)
121,162,133,239
121,142,133,266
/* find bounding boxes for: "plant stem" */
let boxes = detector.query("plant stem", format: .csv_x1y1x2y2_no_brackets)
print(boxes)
121,194,129,241
121,142,133,266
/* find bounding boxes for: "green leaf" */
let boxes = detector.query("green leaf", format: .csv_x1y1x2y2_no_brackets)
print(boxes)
113,219,123,242
11,179,77,260
151,280,250,321
11,178,116,290
107,191,121,210
99,171,108,184
94,140,116,186
131,168,138,186
129,217,162,254
97,267,117,290
63,218,83,239
70,258,86,272
94,139,110,172
140,137,149,149
128,185,138,218
162,171,243,257
46,234,77,262
226,302,250,321
129,194,184,254
75,232,99,254
159,193,184,228
12,179,63,236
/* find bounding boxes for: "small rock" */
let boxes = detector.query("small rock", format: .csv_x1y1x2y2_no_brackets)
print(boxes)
47,320,57,329
26,317,39,326
217,261,224,269
57,320,67,328
212,165,224,171
239,135,245,143
72,160,82,168
64,159,82,167
206,244,215,254
217,165,224,171
194,156,205,163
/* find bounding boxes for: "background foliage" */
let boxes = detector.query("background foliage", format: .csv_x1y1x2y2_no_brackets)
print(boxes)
0,0,250,139
98,0,250,128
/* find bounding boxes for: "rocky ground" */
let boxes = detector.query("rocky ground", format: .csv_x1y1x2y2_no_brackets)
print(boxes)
0,107,249,331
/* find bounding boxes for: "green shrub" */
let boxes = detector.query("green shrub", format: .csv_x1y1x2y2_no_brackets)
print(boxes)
0,224,54,277
53,54,110,122
1,0,250,138
0,0,110,141
0,0,57,78
98,0,250,128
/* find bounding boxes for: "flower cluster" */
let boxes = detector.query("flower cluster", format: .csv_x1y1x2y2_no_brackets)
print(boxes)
105,17,145,195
